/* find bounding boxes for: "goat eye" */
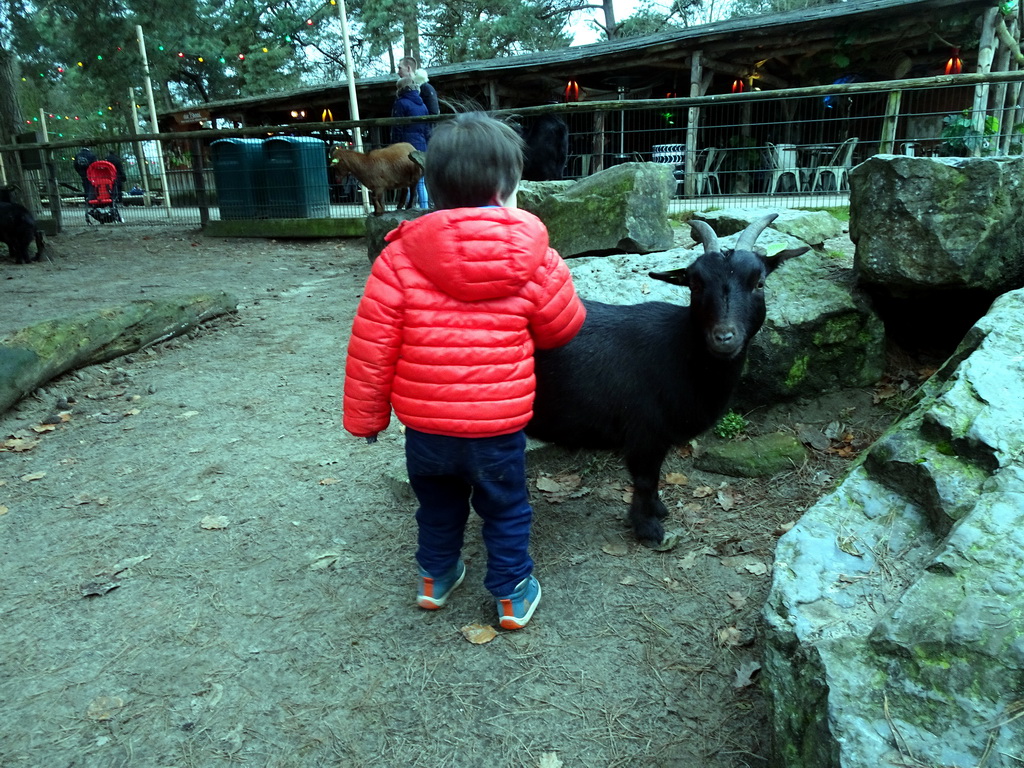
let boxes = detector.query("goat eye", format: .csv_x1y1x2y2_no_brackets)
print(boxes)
756,278,766,290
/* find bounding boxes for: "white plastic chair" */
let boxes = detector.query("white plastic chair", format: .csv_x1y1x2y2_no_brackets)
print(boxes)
811,137,858,192
692,147,725,195
766,142,801,193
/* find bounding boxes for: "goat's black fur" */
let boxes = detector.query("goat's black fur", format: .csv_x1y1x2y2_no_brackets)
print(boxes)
0,202,45,264
527,214,808,544
518,115,569,181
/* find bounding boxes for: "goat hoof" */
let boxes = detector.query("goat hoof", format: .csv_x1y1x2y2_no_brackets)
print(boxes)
632,518,666,547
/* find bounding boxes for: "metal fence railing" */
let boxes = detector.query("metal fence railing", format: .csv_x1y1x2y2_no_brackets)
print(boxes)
3,71,1022,232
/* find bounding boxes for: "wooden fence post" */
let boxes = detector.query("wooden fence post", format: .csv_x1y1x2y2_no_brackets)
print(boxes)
684,50,703,198
880,90,902,153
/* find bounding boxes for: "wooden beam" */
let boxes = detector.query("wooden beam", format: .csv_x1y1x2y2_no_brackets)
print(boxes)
880,90,903,153
684,50,703,198
972,6,1000,155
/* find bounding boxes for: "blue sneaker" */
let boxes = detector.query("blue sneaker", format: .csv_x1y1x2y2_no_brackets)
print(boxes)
417,560,466,610
496,575,541,630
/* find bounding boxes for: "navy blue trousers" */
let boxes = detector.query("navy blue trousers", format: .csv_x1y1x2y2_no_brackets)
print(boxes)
405,428,533,597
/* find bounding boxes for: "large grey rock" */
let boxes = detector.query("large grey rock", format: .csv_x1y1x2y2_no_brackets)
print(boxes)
363,163,675,263
850,155,1024,294
364,209,422,263
696,208,845,248
517,162,676,257
763,288,1024,768
563,217,885,405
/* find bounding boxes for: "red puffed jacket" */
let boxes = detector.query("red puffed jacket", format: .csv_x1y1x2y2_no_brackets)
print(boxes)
343,206,586,439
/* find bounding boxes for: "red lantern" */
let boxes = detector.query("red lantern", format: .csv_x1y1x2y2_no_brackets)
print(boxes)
564,79,580,103
945,48,963,75
731,78,745,93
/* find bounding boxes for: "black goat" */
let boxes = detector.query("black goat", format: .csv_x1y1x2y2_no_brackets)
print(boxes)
0,202,45,264
526,214,808,544
517,115,569,181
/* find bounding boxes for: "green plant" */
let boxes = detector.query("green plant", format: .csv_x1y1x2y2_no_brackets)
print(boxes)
940,109,1000,156
714,410,748,439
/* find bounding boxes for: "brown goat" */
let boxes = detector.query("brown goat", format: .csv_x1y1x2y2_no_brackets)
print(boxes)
329,142,423,216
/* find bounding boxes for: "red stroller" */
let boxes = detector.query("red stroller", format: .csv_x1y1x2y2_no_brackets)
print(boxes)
85,160,123,224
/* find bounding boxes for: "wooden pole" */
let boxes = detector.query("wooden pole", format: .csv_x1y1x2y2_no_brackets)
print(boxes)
337,0,371,215
971,7,1000,155
128,88,153,201
135,25,172,215
684,50,702,197
879,90,902,153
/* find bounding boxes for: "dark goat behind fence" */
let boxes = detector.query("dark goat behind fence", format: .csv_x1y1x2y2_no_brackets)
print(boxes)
517,115,570,181
0,202,45,264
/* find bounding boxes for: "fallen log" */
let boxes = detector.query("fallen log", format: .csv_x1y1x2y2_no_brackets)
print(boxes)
0,292,238,414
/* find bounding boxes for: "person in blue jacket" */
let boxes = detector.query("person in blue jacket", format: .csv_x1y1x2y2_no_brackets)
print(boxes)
392,76,431,209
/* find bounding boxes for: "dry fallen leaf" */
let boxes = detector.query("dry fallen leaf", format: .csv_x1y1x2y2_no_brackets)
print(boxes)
837,535,864,557
733,660,761,689
81,580,120,597
726,591,748,610
200,515,230,530
601,541,629,557
538,751,564,768
0,505,8,516
3,437,40,452
108,554,152,575
664,472,688,486
692,485,715,498
86,696,126,721
20,472,46,482
31,423,56,433
717,626,743,646
619,574,638,586
319,477,339,486
309,552,342,570
743,561,769,577
648,529,681,552
676,551,699,570
536,476,564,493
716,486,738,511
775,520,796,536
460,623,497,644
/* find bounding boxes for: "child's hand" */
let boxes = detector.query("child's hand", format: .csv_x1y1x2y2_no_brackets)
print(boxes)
365,434,378,444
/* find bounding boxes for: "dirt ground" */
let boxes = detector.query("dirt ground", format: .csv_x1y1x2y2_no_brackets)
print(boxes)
1,225,900,767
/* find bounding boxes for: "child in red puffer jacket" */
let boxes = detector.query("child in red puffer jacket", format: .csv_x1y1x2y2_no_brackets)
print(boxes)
343,112,586,630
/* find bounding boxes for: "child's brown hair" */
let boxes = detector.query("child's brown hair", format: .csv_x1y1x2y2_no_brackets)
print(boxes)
425,112,525,209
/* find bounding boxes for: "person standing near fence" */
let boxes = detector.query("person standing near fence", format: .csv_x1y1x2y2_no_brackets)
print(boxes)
105,151,127,202
398,56,438,208
391,76,431,209
398,56,439,119
73,147,97,197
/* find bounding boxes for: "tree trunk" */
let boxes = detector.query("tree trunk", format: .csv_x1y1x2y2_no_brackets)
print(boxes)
402,0,420,62
602,0,618,39
0,39,30,207
0,293,238,414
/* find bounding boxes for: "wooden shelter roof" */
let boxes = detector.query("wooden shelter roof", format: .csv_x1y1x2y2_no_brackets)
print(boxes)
165,0,995,129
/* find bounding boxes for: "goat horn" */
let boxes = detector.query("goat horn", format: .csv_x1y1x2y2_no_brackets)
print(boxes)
689,220,721,254
735,213,780,252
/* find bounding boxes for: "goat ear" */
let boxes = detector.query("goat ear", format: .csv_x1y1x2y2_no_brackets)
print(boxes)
765,246,810,273
649,267,689,286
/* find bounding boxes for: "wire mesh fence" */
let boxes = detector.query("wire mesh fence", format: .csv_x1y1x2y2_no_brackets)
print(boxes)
3,72,1022,232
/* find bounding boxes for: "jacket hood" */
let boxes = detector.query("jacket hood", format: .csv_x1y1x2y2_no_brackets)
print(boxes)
397,89,424,107
412,68,429,85
385,208,550,302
